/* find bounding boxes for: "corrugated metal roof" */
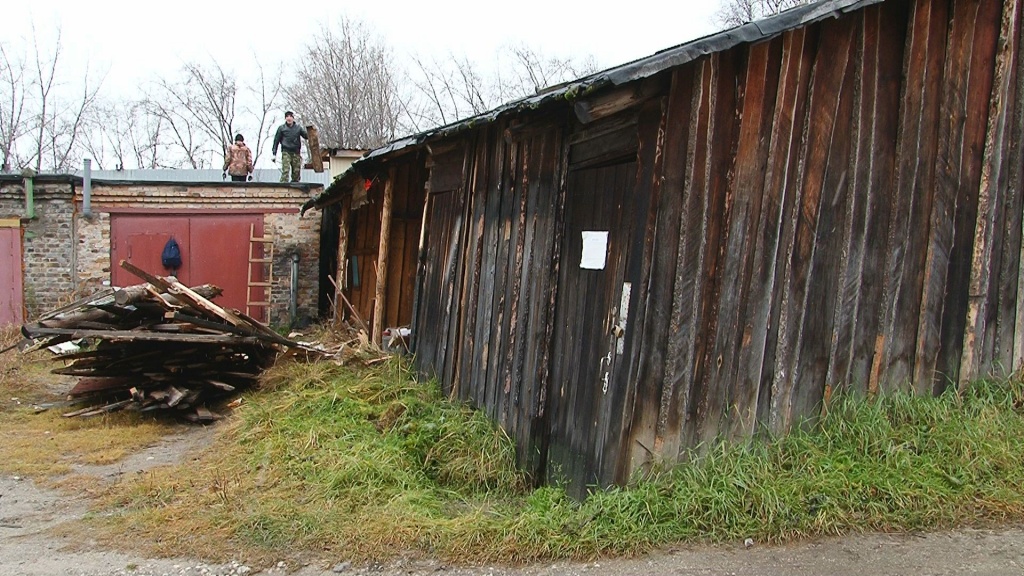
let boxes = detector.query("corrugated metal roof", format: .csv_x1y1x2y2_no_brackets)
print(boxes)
71,168,331,186
1,169,330,186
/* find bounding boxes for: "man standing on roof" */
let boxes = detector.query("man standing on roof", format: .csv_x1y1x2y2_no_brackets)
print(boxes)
271,111,308,183
223,134,254,182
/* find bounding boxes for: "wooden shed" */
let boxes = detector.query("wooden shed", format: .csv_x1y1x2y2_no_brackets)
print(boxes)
305,0,1024,496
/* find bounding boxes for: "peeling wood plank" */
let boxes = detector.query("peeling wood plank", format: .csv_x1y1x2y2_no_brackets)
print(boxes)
653,67,696,463
914,0,983,393
24,327,262,344
616,99,666,483
768,24,820,434
961,0,1020,386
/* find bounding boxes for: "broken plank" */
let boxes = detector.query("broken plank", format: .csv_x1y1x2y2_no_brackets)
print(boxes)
114,283,223,306
23,327,263,345
63,399,133,417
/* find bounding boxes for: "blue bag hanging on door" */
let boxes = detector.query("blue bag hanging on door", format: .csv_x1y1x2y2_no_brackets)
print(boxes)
161,237,182,270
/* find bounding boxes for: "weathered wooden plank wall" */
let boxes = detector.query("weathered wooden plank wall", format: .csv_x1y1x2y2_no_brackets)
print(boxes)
622,0,1019,478
415,120,566,473
403,0,1024,492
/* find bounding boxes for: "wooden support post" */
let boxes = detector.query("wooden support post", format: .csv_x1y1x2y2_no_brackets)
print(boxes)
334,196,351,324
372,172,394,346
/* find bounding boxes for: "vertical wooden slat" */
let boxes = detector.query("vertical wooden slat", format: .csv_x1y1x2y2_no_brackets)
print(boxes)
481,124,509,416
913,0,985,393
1004,3,1024,371
933,0,1002,389
749,26,816,429
615,99,665,483
459,132,488,404
826,3,906,393
767,21,827,433
410,177,432,355
870,0,949,394
653,67,695,463
960,0,1020,385
516,127,561,477
713,39,780,440
501,135,530,430
501,125,562,472
775,16,857,428
372,172,394,346
333,196,350,324
444,138,478,397
667,57,714,452
692,49,744,449
535,128,571,483
385,166,408,330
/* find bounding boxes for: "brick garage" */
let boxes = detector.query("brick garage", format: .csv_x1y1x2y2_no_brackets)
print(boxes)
0,174,321,327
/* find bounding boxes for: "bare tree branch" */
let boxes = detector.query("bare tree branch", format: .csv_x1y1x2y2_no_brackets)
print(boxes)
286,17,401,149
147,60,239,167
716,0,810,27
405,43,599,134
0,43,28,172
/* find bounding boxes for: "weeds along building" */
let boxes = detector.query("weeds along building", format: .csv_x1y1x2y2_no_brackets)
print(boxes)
305,0,1024,497
0,170,324,328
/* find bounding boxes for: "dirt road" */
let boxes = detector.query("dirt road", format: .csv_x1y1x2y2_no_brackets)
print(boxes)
3,427,1023,576
6,470,1024,576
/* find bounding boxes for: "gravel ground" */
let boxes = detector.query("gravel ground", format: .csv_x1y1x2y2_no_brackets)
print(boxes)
3,426,1024,576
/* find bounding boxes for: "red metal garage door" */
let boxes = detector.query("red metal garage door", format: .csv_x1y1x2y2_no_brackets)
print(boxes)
0,221,24,327
111,214,264,319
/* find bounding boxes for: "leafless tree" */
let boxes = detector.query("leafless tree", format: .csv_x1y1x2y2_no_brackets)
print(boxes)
0,43,27,172
0,26,104,172
496,43,599,101
143,59,282,169
146,61,237,168
242,63,283,164
29,27,104,172
405,53,489,130
83,99,176,170
285,17,401,150
405,43,599,134
716,0,810,27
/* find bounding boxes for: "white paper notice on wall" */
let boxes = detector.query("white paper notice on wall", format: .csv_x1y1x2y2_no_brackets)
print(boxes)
580,231,609,270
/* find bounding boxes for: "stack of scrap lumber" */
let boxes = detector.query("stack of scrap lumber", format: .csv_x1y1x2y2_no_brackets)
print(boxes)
20,261,314,422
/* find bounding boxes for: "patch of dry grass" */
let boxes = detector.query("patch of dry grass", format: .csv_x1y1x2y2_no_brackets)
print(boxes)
0,336,180,481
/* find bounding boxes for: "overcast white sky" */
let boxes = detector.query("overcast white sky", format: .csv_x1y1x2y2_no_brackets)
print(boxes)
1,0,723,97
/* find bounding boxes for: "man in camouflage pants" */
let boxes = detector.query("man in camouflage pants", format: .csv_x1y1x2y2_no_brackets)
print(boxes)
271,111,308,182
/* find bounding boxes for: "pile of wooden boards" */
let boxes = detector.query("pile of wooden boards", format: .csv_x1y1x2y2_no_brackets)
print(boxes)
19,260,317,422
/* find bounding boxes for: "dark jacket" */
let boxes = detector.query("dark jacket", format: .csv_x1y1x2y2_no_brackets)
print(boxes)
272,122,308,154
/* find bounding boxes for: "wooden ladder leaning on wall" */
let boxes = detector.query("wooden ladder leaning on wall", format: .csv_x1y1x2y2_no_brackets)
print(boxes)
246,223,274,322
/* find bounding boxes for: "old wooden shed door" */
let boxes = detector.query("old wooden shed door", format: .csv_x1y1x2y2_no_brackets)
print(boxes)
547,154,638,494
0,220,24,327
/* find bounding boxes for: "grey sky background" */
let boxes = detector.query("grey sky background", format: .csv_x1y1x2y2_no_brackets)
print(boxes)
1,0,725,168
2,0,722,97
